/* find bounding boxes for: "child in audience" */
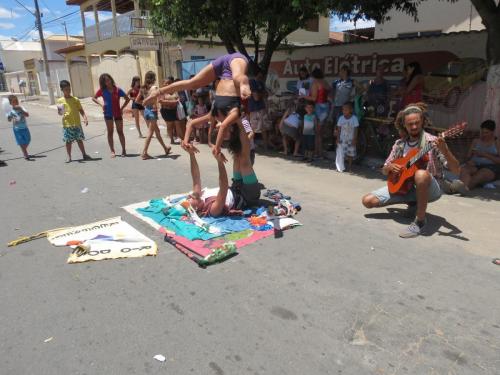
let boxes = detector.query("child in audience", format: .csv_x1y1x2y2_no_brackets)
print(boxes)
301,101,316,162
6,95,31,160
336,102,359,171
191,95,209,143
279,101,302,158
241,109,256,165
57,80,90,163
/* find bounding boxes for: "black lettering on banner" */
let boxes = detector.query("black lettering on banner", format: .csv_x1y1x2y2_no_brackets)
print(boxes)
100,249,111,254
88,250,100,256
121,248,132,253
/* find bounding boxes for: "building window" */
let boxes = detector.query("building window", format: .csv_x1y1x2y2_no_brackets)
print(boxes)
190,56,205,60
304,17,319,32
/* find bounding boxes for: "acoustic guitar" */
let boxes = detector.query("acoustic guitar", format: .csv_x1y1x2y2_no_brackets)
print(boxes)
387,123,466,195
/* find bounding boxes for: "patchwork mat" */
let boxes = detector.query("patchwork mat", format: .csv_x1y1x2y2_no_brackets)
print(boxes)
123,192,300,258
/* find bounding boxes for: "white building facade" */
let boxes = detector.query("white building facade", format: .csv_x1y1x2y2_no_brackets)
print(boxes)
374,0,485,39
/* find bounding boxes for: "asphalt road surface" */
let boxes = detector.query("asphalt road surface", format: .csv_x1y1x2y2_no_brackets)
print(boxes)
1,102,499,375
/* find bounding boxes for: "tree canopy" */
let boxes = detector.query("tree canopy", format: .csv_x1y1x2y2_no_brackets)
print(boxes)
142,0,499,74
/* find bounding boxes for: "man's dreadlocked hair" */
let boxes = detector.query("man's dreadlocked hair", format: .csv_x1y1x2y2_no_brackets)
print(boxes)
395,102,432,136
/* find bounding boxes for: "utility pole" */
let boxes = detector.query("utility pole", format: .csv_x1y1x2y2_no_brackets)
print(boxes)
34,0,55,105
62,21,69,46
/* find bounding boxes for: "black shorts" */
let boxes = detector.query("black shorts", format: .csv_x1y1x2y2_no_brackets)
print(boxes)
213,95,240,116
104,115,123,121
132,101,144,110
230,180,261,209
302,134,315,151
160,107,177,122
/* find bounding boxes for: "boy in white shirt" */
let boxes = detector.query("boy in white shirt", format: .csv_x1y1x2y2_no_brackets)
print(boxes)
336,102,359,171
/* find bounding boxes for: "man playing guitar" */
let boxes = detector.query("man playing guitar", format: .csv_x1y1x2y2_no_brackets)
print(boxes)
362,103,460,238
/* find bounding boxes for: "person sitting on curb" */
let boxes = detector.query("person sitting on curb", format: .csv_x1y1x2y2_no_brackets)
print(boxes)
361,103,460,238
448,120,500,195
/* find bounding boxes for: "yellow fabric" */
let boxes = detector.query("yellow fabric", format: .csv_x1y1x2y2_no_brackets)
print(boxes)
57,96,82,128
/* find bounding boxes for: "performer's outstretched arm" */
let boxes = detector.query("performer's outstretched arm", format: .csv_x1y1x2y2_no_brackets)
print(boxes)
144,64,216,105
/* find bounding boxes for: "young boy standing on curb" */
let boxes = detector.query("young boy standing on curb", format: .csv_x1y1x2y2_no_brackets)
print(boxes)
57,80,91,163
6,95,31,160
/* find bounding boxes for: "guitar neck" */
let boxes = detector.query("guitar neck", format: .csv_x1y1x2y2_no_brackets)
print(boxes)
407,123,465,167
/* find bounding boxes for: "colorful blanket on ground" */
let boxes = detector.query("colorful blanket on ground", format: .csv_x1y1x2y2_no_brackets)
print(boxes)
123,192,301,258
136,198,254,241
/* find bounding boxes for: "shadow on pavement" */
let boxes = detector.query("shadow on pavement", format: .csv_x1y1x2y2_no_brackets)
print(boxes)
75,157,103,163
255,147,387,182
365,208,469,241
156,154,181,160
450,188,500,202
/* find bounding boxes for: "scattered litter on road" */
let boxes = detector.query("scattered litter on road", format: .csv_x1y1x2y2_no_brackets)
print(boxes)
397,280,403,285
44,337,53,343
9,180,16,186
94,151,99,154
129,127,135,130
15,228,20,231
153,354,166,362
81,187,89,194
370,246,375,251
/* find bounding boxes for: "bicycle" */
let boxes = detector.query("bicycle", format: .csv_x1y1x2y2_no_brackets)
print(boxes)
356,116,399,162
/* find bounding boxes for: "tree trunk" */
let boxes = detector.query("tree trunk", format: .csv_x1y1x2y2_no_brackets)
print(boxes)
470,0,500,135
485,18,500,65
484,22,500,136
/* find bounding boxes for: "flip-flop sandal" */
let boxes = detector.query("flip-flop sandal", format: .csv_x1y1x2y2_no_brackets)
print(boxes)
264,189,279,197
141,154,153,160
270,192,291,200
492,258,500,266
164,147,172,156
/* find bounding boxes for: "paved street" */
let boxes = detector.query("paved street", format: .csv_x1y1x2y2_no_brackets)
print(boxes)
1,102,499,375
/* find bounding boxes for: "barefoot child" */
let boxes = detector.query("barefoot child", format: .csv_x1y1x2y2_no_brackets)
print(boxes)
301,101,317,162
57,80,90,163
135,71,171,159
6,95,31,160
191,95,209,143
336,102,359,171
127,76,144,138
92,73,130,157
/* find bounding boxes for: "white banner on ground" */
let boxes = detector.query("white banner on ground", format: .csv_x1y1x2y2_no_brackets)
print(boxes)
47,217,157,263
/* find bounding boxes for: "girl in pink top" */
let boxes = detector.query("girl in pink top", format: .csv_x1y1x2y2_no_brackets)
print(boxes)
192,95,210,143
401,62,424,107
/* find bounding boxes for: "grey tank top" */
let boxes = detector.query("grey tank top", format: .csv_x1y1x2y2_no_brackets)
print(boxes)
472,140,498,166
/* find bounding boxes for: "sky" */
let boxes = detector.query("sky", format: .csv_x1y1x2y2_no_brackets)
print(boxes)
0,0,84,41
0,1,376,42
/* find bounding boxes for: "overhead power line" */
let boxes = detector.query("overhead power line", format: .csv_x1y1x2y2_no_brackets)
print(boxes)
43,10,80,25
12,0,35,16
